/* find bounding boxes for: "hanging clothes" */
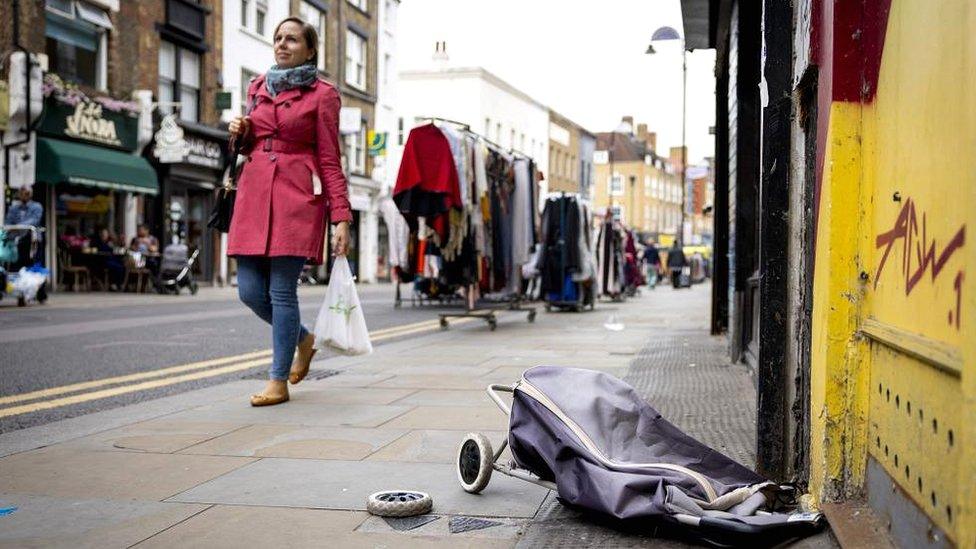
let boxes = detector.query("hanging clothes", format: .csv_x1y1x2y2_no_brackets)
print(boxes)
379,196,410,270
393,124,463,244
595,214,625,297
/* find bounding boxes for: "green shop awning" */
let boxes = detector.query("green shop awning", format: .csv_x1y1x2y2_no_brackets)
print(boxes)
37,137,159,195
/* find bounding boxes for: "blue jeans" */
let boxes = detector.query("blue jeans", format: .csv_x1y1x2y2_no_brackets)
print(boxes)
237,256,309,381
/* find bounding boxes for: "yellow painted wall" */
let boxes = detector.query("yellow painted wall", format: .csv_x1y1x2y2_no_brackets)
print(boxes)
809,0,975,542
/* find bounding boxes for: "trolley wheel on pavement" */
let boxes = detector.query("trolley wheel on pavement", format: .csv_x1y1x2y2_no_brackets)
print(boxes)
366,490,433,517
528,311,536,323
189,281,199,295
440,317,449,330
488,319,497,331
456,432,493,493
17,296,26,307
544,303,552,312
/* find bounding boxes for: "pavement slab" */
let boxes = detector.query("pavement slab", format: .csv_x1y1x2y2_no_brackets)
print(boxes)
391,389,495,407
381,405,509,431
366,429,508,464
51,419,246,454
166,400,414,428
179,424,409,460
295,386,418,405
358,514,524,542
0,448,254,500
310,372,395,387
371,374,492,390
167,458,549,518
0,494,208,549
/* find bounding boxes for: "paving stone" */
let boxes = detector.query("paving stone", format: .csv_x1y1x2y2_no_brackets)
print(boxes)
0,449,253,500
381,406,509,431
355,364,495,377
166,401,413,428
367,429,508,464
311,372,394,387
0,494,208,549
52,420,245,454
372,374,490,390
296,387,418,405
167,458,549,518
391,389,495,407
179,424,408,460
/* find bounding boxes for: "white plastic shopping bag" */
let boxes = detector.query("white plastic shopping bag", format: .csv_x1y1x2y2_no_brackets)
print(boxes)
313,256,372,355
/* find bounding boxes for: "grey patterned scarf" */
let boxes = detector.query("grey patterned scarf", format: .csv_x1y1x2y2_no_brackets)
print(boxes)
264,62,317,97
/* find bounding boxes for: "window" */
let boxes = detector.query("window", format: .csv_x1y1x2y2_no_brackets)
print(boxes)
347,0,368,13
644,175,651,197
610,205,623,221
509,129,515,150
495,122,501,142
255,0,267,36
343,123,366,175
484,118,491,137
345,29,367,90
299,1,327,71
45,0,111,90
240,0,249,27
609,174,623,196
240,68,258,114
159,41,201,123
383,53,391,86
397,117,404,145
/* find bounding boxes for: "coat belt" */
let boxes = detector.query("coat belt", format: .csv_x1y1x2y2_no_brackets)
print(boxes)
259,137,314,154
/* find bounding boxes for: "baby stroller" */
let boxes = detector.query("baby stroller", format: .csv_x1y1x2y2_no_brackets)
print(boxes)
456,366,824,547
156,243,199,295
1,225,48,306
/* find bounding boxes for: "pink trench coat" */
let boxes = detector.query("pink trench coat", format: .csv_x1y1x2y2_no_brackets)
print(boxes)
227,75,352,265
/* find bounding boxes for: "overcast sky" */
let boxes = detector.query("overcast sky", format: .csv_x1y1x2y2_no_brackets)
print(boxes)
396,0,716,165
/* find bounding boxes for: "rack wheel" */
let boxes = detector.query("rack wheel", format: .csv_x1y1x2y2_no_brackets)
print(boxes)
366,490,433,517
488,319,497,331
545,303,552,312
189,281,199,295
456,432,493,493
528,311,536,323
440,317,449,329
17,296,26,307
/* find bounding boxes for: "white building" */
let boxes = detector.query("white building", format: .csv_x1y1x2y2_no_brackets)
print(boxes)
221,0,290,124
392,65,551,197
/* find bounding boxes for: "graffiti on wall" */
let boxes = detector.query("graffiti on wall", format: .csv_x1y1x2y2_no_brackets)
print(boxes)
874,197,966,328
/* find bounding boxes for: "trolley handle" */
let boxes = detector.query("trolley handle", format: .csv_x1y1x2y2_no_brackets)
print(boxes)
486,383,515,416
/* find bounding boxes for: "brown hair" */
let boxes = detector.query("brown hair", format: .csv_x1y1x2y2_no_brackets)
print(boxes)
273,17,319,67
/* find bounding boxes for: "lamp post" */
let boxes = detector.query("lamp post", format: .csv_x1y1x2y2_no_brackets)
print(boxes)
646,26,686,245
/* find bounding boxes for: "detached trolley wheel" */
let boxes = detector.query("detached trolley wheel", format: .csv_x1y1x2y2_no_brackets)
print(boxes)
366,490,433,517
456,432,493,493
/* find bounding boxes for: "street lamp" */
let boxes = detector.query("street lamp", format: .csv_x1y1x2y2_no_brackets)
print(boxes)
646,26,687,245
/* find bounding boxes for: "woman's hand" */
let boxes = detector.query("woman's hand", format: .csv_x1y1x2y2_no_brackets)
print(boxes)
331,221,350,256
228,116,251,137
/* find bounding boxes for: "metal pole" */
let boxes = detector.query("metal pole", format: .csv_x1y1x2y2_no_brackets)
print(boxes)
680,46,687,244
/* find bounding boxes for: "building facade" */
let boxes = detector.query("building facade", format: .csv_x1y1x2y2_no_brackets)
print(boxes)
688,0,976,544
370,0,398,281
578,128,596,200
592,117,682,244
547,109,580,194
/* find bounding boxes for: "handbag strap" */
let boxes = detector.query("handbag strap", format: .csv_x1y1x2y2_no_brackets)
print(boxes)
226,94,257,190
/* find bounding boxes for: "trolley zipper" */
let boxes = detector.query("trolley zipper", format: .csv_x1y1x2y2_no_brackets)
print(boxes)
517,377,720,502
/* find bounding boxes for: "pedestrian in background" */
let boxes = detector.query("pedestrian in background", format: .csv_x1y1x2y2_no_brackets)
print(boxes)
667,240,688,288
4,186,43,229
227,17,352,407
642,239,661,289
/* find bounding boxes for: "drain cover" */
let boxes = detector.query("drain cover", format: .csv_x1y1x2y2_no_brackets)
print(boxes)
449,516,501,534
383,514,439,531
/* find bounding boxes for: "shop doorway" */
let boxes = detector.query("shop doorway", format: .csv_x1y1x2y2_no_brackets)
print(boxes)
166,183,214,283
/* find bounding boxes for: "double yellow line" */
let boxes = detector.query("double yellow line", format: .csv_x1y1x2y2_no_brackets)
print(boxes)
0,317,469,418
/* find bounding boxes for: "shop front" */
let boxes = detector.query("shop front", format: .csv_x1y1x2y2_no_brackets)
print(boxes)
35,80,158,290
149,115,228,285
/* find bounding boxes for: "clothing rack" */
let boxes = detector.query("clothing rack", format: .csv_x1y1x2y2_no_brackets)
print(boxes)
416,116,531,160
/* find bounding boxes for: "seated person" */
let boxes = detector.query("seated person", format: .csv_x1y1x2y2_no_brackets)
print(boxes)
130,224,160,274
93,228,125,290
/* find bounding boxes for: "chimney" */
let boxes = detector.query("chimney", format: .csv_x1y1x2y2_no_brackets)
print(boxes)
432,41,449,62
670,146,688,170
636,123,656,151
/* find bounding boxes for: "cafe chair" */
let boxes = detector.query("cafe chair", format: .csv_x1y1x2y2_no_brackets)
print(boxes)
57,247,90,292
123,252,153,293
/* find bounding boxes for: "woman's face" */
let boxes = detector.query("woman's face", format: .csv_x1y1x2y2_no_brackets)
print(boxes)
274,22,313,68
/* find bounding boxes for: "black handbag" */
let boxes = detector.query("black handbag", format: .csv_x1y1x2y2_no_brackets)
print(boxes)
207,138,241,233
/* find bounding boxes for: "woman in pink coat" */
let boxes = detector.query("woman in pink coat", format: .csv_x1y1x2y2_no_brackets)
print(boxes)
228,17,352,407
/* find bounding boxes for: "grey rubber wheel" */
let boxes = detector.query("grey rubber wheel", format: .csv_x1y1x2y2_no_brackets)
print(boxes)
456,432,493,493
366,490,433,517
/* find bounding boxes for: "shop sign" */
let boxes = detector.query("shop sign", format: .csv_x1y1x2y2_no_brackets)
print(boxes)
38,96,139,151
184,136,223,168
214,91,232,110
368,130,387,157
153,114,190,163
